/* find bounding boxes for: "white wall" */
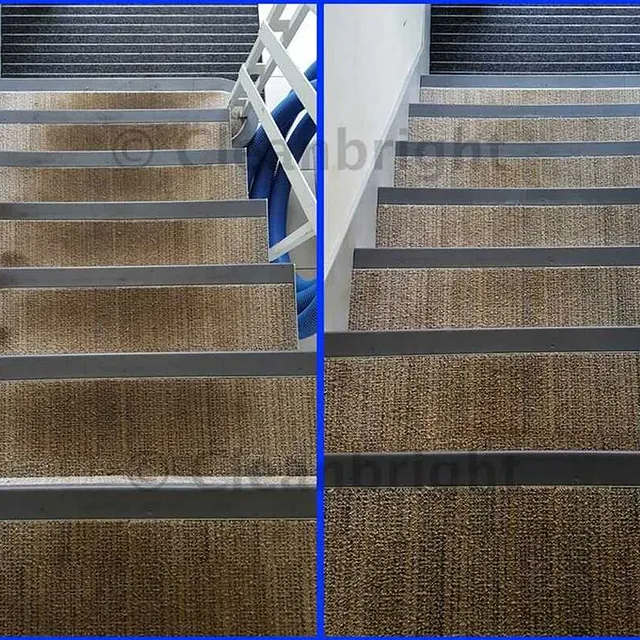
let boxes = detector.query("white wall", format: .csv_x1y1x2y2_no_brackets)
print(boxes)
324,4,426,275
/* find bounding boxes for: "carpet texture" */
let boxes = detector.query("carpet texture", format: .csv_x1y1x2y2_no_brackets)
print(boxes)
0,284,297,354
325,486,640,636
0,165,247,201
0,519,315,636
0,122,230,151
325,353,640,452
409,116,640,142
0,376,315,477
376,204,640,248
0,91,228,110
420,87,640,105
0,218,267,266
395,156,640,189
350,267,640,330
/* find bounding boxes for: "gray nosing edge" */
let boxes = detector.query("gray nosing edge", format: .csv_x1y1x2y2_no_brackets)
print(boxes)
324,327,640,357
420,74,640,88
0,484,316,520
0,77,237,92
0,351,317,381
353,247,640,269
408,103,640,118
0,149,245,167
377,187,640,206
396,140,640,158
324,452,640,488
0,264,294,288
0,108,230,124
0,199,267,220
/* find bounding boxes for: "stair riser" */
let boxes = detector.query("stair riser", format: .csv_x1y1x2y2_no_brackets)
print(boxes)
326,353,640,452
0,123,230,151
0,285,297,353
0,165,247,201
0,519,315,636
326,486,640,636
376,204,640,247
420,88,640,105
0,91,228,110
409,117,640,142
395,156,640,188
0,376,315,476
350,267,640,330
0,219,267,266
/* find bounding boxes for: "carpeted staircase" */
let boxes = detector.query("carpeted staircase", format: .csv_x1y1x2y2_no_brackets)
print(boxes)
325,73,640,635
0,77,315,635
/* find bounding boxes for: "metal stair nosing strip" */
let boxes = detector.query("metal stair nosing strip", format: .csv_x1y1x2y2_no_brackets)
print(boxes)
408,103,640,118
352,246,640,269
0,198,267,220
378,187,640,207
0,263,293,288
420,74,640,88
0,479,316,520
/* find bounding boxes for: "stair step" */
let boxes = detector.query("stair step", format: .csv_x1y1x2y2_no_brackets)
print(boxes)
0,511,314,635
0,149,246,201
395,141,640,189
0,78,233,110
0,264,297,354
0,351,315,477
326,327,640,452
325,483,640,635
420,74,640,105
3,5,258,15
349,248,640,331
0,109,231,151
0,200,267,267
409,103,640,142
377,188,640,248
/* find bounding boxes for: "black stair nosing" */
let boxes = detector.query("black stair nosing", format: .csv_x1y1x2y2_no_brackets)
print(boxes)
409,103,640,118
430,35,640,44
431,54,640,63
2,5,258,15
353,247,640,269
0,108,230,124
378,187,640,206
3,64,245,75
0,482,316,520
396,141,640,158
0,199,267,220
0,149,245,167
0,351,316,381
325,452,640,488
431,6,640,15
3,18,259,27
0,25,260,34
431,64,640,74
0,264,294,288
325,327,640,357
420,74,640,88
0,77,235,91
2,35,257,44
431,45,640,52
3,73,242,81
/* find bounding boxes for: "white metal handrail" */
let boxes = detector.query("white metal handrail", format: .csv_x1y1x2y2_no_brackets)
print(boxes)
229,4,316,262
